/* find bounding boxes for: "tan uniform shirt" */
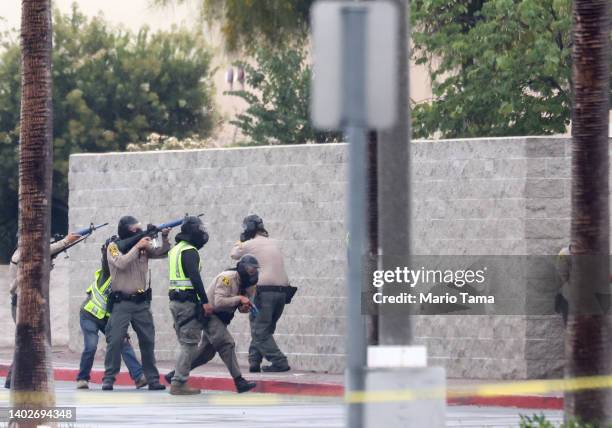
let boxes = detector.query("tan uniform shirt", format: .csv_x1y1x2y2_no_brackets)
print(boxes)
106,236,171,294
206,270,255,314
230,235,289,286
9,238,71,296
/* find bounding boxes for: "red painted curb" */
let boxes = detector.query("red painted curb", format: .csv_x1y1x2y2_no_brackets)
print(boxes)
448,396,563,410
0,363,563,409
0,364,343,397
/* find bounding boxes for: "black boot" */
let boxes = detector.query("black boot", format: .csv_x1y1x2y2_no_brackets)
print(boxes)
102,381,113,391
261,363,290,373
234,376,256,393
249,363,261,373
164,371,174,385
148,381,166,391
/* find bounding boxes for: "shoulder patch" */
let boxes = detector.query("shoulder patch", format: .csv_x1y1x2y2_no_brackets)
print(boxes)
222,276,231,286
108,243,120,257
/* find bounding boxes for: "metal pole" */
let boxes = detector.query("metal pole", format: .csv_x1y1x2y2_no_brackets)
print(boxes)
378,0,411,346
342,6,368,428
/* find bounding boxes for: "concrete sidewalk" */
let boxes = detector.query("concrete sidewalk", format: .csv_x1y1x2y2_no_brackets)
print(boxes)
0,347,563,409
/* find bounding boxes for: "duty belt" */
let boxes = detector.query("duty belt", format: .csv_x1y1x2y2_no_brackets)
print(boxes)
169,289,199,303
111,289,152,304
256,285,287,293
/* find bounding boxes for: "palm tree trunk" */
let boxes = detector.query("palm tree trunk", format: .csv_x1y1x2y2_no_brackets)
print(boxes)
565,0,611,423
10,1,55,425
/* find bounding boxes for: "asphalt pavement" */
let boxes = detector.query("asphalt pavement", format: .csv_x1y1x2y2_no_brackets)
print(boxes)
0,380,564,427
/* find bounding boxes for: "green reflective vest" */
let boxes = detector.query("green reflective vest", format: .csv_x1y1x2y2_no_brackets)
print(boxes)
83,269,112,320
168,241,201,291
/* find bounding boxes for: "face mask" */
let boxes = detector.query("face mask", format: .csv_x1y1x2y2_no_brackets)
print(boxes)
240,229,256,242
126,227,142,238
191,230,209,250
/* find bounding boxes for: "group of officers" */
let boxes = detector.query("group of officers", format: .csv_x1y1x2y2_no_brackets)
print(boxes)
6,214,293,395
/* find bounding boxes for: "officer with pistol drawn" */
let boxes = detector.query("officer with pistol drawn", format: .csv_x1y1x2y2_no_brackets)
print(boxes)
101,215,170,391
165,253,259,394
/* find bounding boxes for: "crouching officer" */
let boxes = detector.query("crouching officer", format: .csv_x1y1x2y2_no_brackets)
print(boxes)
77,237,146,389
231,215,291,373
165,255,259,393
101,216,170,391
167,216,211,395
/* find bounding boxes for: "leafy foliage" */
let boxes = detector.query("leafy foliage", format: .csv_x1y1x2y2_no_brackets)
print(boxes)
225,45,340,145
152,0,313,52
0,5,215,261
127,132,218,151
411,0,575,138
519,414,607,428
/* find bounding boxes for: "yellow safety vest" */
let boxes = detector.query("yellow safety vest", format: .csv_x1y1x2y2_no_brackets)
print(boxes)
83,269,112,320
168,241,201,291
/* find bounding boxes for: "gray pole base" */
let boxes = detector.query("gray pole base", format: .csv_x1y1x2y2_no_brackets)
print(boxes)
361,367,446,428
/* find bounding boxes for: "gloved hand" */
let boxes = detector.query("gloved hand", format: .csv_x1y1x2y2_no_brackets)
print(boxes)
202,303,214,317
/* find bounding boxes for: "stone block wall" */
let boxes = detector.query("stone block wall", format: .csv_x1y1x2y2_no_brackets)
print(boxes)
67,144,348,373
410,137,571,379
63,137,577,378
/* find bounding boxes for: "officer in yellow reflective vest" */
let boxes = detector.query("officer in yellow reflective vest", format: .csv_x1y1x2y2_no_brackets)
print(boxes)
76,238,146,390
166,216,258,395
166,216,211,395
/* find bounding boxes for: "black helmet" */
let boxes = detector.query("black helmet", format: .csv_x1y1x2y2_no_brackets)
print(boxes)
242,214,263,234
238,254,260,269
117,216,139,239
181,216,204,235
240,214,267,241
236,254,260,289
177,216,209,249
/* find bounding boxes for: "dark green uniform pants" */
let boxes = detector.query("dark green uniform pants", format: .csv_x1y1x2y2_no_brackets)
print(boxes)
103,300,159,384
194,314,242,378
248,291,288,366
172,304,242,380
170,300,203,385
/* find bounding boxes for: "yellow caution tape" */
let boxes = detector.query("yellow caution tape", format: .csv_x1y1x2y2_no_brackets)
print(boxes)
346,375,612,404
0,374,611,406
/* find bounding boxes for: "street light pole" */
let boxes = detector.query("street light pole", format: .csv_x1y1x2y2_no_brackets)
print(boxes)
342,6,368,428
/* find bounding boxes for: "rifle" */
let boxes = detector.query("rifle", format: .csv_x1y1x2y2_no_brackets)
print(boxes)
115,213,204,253
51,222,109,259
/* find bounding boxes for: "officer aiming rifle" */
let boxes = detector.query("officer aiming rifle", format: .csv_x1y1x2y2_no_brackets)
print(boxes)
51,222,109,259
114,214,204,254
5,225,94,388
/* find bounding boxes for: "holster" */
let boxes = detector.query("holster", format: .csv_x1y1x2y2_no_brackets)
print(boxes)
215,311,235,325
285,285,298,304
107,295,115,314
